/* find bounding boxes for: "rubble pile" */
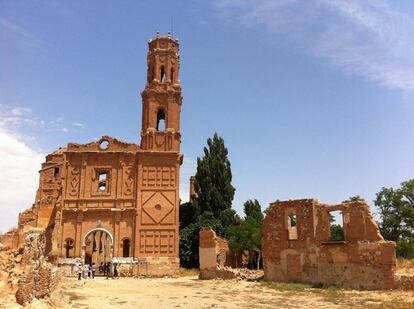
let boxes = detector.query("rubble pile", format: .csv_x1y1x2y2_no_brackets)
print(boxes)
0,228,61,307
216,267,263,281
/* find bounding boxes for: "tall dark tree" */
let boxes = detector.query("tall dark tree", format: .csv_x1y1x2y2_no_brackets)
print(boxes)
244,199,264,222
194,133,235,221
179,133,237,267
375,180,414,258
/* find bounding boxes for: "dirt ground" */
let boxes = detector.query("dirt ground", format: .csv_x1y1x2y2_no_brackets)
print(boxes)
5,275,409,309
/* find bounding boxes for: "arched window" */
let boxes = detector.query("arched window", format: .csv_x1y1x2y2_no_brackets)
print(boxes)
156,109,166,131
170,68,174,83
122,238,130,257
160,65,166,82
65,238,75,258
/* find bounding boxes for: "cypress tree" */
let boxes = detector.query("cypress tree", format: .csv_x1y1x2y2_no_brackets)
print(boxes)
194,133,235,221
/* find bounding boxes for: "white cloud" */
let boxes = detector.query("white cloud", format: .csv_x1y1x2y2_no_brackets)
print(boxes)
213,0,414,92
72,122,85,128
0,17,44,46
0,127,44,233
179,156,197,203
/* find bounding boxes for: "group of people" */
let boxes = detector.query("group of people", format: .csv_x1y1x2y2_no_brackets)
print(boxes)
74,261,118,280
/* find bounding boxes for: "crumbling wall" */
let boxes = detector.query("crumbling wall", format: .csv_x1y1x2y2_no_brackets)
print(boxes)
262,199,407,290
199,228,221,279
198,227,259,280
0,229,19,250
15,228,60,306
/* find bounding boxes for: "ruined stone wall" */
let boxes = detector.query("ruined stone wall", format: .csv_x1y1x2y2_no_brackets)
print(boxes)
15,228,60,306
263,199,402,290
0,229,19,250
199,228,219,279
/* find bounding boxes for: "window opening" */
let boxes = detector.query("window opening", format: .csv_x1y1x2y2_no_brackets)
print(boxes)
98,171,108,192
65,238,75,258
329,211,345,241
160,66,166,82
156,109,166,131
99,140,109,150
122,239,130,257
170,68,174,83
54,167,60,178
287,213,298,240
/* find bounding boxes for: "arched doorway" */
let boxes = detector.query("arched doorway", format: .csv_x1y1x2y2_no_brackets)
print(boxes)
83,228,113,275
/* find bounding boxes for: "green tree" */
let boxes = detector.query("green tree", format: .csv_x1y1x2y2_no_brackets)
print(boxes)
342,195,365,203
194,133,236,222
179,201,199,230
375,180,414,258
179,212,224,268
244,199,264,222
227,199,263,269
179,133,237,267
330,224,345,241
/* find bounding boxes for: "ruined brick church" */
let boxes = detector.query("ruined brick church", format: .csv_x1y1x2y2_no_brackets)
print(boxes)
11,33,182,275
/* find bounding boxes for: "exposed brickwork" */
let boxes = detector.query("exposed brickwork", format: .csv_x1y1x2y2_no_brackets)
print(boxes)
15,229,60,306
262,199,413,290
199,228,255,280
6,33,183,276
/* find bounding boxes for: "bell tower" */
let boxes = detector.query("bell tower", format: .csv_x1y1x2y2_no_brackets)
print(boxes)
140,32,182,151
135,32,183,269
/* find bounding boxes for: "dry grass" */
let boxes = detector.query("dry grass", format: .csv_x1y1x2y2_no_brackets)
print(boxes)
261,281,414,308
178,267,199,277
396,258,414,275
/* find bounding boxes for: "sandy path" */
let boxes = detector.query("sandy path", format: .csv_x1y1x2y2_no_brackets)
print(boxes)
22,276,412,309
46,277,347,309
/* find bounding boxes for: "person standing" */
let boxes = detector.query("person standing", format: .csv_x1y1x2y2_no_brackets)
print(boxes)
91,263,96,279
113,263,118,279
83,263,89,279
105,262,110,279
77,263,82,280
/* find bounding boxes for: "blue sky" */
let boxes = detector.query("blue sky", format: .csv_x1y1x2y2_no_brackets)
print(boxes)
1,0,414,231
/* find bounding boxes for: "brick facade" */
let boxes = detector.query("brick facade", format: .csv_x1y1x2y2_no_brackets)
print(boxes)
9,33,183,276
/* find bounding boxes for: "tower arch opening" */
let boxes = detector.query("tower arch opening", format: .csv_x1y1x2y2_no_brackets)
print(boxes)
160,65,166,82
156,109,166,131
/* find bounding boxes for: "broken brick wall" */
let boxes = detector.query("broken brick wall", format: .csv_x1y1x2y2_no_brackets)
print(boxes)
15,228,60,306
263,199,400,290
199,227,253,280
199,228,221,279
0,229,19,250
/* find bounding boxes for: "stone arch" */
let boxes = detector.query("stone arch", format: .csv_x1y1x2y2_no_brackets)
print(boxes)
83,228,114,246
82,228,114,267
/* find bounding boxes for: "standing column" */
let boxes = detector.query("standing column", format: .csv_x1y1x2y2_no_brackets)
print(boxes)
114,211,121,257
75,211,84,257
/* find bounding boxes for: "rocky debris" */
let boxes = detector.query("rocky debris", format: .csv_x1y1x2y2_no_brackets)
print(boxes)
394,275,414,290
15,228,61,306
0,228,61,307
215,267,263,281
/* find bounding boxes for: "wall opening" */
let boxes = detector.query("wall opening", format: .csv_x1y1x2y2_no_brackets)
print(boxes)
122,238,130,257
156,109,166,131
329,210,345,241
170,68,174,83
160,65,166,82
98,171,108,192
65,238,75,258
84,229,112,269
287,213,298,240
54,167,60,178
